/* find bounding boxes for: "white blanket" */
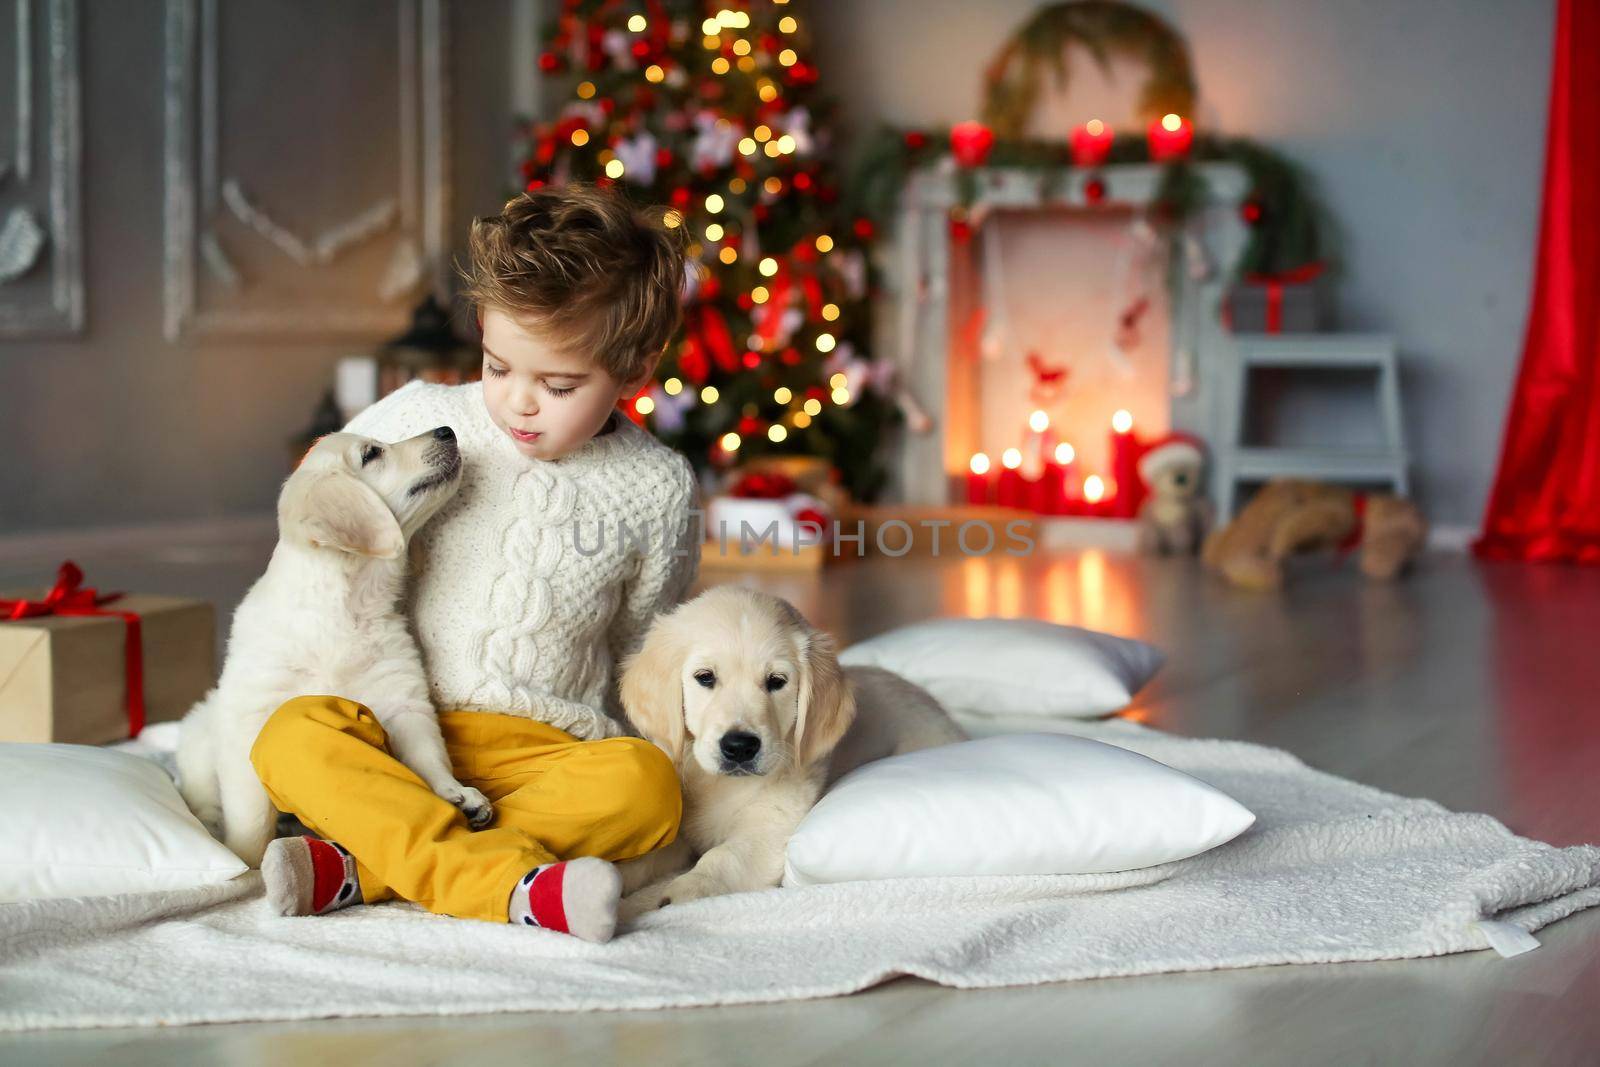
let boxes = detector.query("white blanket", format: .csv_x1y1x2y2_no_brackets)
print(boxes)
2,720,1597,1032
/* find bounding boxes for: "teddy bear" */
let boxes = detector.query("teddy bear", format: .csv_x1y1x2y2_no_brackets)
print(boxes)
1135,435,1212,555
1200,479,1428,591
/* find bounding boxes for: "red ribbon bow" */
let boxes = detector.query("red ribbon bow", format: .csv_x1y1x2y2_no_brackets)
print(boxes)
1,561,146,737
1242,261,1326,333
729,471,799,499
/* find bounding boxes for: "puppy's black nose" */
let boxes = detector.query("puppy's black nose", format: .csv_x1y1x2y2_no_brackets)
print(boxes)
719,731,761,764
432,426,455,441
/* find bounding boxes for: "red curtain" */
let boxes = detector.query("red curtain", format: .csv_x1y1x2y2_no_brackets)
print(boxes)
1474,0,1600,564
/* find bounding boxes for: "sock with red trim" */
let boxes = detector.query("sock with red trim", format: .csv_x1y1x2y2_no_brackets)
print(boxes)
507,857,622,943
261,835,361,917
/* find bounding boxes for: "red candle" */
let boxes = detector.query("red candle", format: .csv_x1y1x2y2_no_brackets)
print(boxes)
1147,113,1194,162
950,120,995,168
1070,119,1113,167
966,452,995,506
1082,474,1108,516
1109,410,1143,518
996,448,1025,508
1049,441,1076,515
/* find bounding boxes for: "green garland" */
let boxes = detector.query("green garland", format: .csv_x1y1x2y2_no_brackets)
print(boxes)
848,127,1325,279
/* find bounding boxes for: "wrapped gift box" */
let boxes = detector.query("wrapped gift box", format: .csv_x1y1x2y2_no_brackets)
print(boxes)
1224,264,1327,334
1,587,215,745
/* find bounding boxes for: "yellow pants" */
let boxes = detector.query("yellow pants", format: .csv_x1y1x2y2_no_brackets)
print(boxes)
249,696,681,923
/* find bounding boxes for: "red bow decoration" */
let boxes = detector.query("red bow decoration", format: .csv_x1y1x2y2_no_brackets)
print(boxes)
1242,261,1326,333
1,561,147,737
1336,492,1369,556
729,471,799,499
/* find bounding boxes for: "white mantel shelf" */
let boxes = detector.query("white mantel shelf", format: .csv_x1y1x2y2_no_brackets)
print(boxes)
904,160,1250,212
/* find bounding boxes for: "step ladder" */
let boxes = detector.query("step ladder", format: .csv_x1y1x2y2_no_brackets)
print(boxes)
1212,333,1410,520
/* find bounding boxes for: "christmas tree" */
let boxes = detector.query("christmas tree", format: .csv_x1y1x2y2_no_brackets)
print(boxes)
517,0,900,501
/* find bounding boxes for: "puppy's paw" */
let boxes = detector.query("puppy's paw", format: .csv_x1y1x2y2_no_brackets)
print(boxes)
655,870,724,909
442,785,494,829
619,881,673,923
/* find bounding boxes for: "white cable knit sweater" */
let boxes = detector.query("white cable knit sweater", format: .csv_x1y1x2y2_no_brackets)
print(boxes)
344,380,698,740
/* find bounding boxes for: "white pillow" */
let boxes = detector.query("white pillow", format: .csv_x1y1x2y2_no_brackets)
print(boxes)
0,744,248,903
838,618,1164,719
784,734,1254,886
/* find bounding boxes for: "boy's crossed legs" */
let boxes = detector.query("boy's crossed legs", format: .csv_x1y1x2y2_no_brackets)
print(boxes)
249,696,681,942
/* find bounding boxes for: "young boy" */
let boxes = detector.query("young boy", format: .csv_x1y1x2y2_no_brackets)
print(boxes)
248,185,698,943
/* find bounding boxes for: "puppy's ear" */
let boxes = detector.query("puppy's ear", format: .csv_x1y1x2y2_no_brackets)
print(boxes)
795,628,856,769
279,470,404,559
619,617,686,762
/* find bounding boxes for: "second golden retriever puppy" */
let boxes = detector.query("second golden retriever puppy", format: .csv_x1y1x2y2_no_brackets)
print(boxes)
617,586,964,918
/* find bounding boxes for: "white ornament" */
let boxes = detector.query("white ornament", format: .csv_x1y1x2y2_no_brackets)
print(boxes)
601,30,635,69
690,111,738,171
615,131,659,185
779,106,814,155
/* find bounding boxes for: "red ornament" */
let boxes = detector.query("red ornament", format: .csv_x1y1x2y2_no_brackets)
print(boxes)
736,292,754,310
1070,120,1114,167
949,217,972,242
949,121,994,168
596,176,616,190
630,39,651,60
753,203,770,222
793,507,829,534
670,187,691,207
741,351,761,369
853,217,875,240
1147,114,1194,162
679,344,710,384
655,147,673,168
599,96,617,114
904,130,928,150
793,171,813,191
737,415,764,436
524,179,546,191
1241,198,1264,225
538,51,562,73
804,385,826,401
1083,176,1107,204
780,347,802,366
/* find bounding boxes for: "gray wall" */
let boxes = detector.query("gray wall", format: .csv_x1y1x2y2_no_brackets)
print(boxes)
811,0,1555,527
0,1,514,535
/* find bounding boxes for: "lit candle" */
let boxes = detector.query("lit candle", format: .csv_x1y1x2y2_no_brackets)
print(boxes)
1109,409,1142,518
1050,441,1076,514
1031,439,1069,514
966,452,995,506
997,447,1025,508
949,120,995,168
1147,113,1194,162
1070,118,1113,167
1022,409,1055,478
1083,474,1107,515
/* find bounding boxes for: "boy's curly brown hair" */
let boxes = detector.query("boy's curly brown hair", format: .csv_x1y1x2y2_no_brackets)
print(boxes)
460,183,688,384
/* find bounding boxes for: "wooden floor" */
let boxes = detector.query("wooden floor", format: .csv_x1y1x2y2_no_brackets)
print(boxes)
4,535,1600,1065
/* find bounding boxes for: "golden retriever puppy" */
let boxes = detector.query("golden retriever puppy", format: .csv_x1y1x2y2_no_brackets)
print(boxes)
617,587,965,918
177,428,487,867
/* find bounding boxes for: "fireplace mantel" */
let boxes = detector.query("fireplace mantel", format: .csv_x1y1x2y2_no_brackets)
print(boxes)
886,160,1250,511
